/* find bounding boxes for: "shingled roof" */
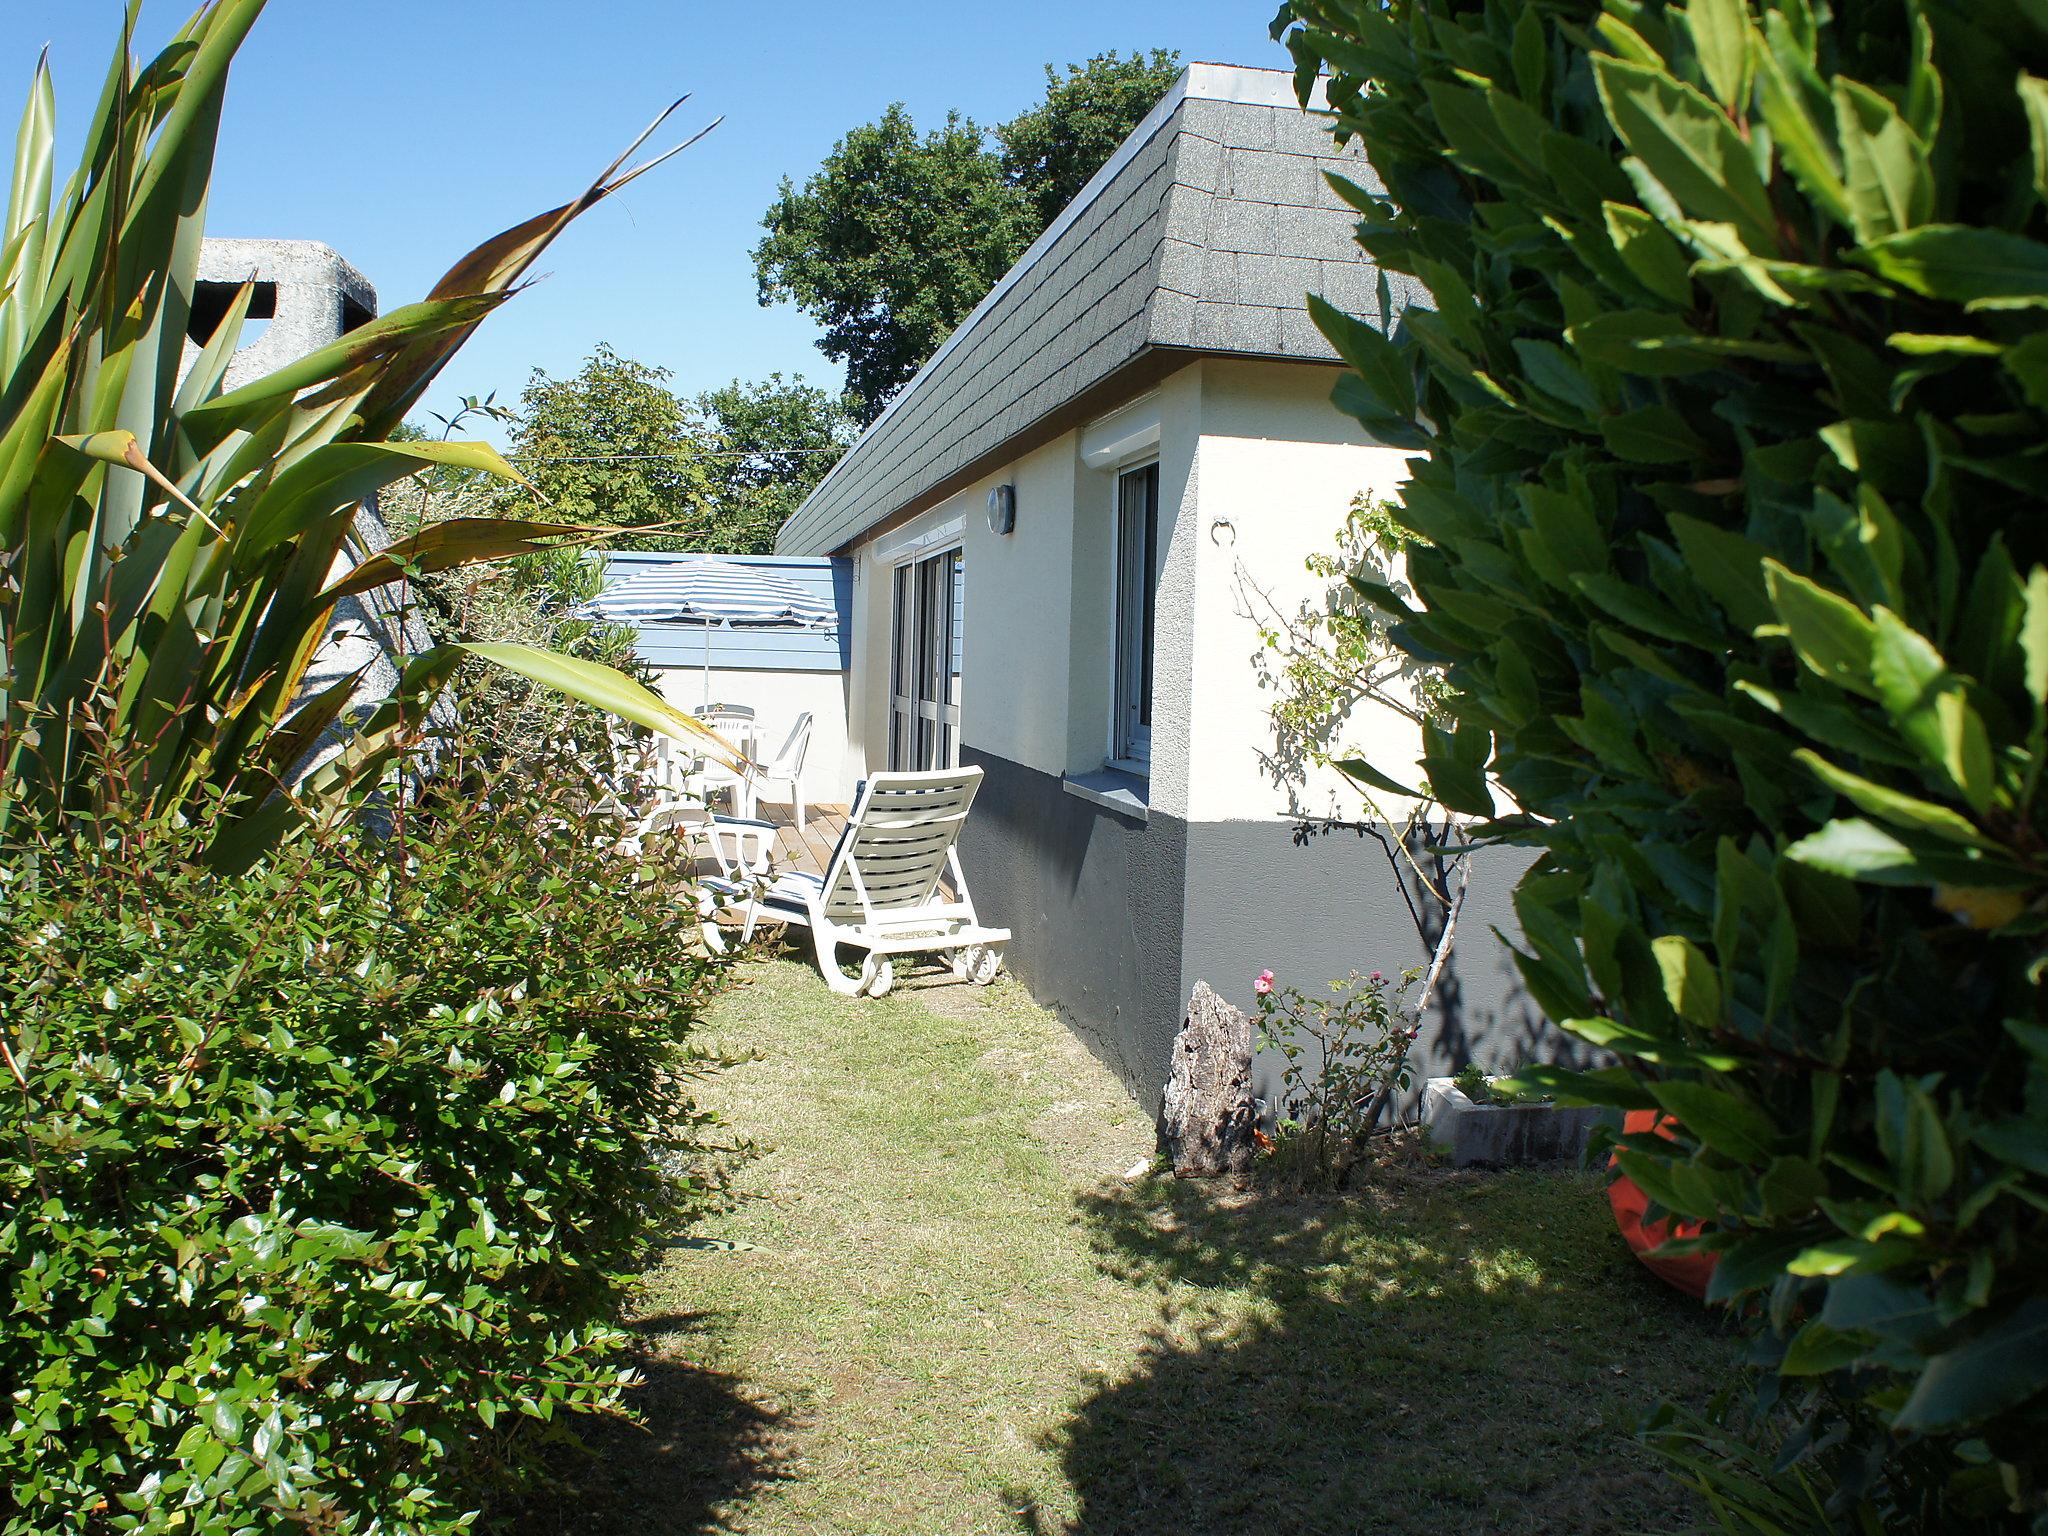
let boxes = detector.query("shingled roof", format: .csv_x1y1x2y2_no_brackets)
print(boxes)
775,63,1419,558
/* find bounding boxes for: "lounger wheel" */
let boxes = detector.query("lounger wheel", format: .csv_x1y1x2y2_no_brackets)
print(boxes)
953,943,1003,986
859,956,895,998
819,939,875,997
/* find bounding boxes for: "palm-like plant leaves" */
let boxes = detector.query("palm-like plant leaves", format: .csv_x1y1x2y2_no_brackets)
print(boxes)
0,0,731,847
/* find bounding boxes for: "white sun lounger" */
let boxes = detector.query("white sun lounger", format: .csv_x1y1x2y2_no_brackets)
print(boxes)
704,767,1010,998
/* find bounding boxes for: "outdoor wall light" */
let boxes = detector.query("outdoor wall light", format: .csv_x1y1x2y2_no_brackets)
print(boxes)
987,483,1016,536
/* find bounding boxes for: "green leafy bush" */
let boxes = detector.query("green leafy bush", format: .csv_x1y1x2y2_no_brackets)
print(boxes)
1275,0,2048,1525
1255,966,1419,1187
1,724,730,1533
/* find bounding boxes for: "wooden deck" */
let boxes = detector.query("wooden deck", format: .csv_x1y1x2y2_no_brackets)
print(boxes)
755,801,848,878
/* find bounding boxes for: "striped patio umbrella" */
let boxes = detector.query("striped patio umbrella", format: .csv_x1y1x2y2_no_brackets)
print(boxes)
582,557,837,706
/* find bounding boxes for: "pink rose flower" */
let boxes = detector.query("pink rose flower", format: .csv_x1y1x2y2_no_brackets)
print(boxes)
1254,969,1274,996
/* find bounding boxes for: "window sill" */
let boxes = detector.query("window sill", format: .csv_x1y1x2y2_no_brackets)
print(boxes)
1061,766,1149,823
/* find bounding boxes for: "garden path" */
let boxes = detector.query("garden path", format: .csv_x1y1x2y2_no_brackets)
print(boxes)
522,957,1737,1535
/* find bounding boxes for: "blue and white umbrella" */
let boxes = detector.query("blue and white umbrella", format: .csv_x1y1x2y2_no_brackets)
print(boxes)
583,557,837,705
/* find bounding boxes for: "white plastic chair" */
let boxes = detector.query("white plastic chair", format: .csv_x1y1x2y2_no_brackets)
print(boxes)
637,799,780,953
753,712,814,835
726,767,1010,998
688,704,758,817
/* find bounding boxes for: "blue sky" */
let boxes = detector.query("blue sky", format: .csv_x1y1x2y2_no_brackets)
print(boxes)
3,2,1291,434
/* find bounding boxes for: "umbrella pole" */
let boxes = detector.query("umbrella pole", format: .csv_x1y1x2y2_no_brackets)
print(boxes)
702,620,712,710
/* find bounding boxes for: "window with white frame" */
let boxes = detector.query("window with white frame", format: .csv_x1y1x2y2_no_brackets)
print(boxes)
1112,461,1159,769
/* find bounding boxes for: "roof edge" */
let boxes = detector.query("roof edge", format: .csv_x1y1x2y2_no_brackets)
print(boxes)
778,62,1337,558
790,347,1348,558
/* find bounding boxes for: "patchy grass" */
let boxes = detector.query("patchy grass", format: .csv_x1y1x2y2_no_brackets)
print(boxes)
518,955,1739,1536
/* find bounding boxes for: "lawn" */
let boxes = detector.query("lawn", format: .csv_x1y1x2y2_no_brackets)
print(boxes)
518,955,1740,1536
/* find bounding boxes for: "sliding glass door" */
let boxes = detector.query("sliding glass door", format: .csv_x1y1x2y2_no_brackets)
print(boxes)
888,546,963,772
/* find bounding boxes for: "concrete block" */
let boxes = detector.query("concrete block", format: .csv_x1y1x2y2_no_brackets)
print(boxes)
1228,148,1324,207
185,238,376,395
1194,299,1236,349
1209,101,1278,151
1279,203,1368,262
1161,183,1216,252
1200,247,1239,305
1210,199,1279,257
1225,304,1283,354
1318,258,1382,317
1278,305,1334,358
1422,1079,1601,1168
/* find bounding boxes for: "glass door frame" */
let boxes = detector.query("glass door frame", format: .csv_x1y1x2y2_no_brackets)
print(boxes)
887,541,964,773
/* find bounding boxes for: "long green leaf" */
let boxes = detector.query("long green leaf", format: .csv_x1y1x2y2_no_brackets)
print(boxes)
457,643,742,767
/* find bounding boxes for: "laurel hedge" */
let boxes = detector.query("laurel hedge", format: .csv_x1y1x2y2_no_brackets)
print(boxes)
0,740,728,1534
1275,0,2048,1526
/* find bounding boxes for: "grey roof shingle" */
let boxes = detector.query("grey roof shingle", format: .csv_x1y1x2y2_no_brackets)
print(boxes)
776,64,1414,557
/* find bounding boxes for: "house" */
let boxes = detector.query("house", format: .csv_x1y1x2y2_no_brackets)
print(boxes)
776,64,1553,1112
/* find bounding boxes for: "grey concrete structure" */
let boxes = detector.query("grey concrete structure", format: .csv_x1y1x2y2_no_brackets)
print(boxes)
778,64,1430,561
178,239,423,772
964,743,1560,1119
183,238,378,394
1421,1079,1602,1168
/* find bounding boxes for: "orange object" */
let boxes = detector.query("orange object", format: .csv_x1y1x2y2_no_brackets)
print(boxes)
1608,1109,1719,1300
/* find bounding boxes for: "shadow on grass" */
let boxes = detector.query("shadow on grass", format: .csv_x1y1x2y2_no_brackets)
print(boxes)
1015,1160,1733,1536
506,1311,793,1535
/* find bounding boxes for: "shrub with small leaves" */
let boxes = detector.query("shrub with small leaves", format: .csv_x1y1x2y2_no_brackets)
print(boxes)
0,728,731,1533
1276,0,2048,1524
1254,967,1420,1187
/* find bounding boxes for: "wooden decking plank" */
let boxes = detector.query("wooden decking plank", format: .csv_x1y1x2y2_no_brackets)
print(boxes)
753,802,848,878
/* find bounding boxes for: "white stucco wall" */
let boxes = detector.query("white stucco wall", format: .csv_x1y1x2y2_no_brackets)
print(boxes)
648,664,853,806
1184,358,1425,825
838,358,1418,827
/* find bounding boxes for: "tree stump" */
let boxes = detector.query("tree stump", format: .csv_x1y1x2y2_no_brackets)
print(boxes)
1161,981,1257,1178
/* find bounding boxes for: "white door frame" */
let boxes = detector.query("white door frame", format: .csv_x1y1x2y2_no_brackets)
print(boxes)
887,539,965,772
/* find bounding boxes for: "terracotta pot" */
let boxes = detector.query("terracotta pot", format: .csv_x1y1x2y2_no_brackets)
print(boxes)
1608,1109,1719,1300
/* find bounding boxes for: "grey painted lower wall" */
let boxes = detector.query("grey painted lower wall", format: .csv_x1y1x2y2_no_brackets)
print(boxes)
960,747,1187,1109
1178,821,1572,1118
962,745,1588,1122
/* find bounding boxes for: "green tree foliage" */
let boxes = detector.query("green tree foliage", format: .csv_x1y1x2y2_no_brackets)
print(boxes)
388,402,646,755
490,350,850,553
998,50,1184,225
755,52,1181,419
694,372,854,553
753,105,1034,418
496,343,717,549
0,728,732,1533
1275,0,2048,1525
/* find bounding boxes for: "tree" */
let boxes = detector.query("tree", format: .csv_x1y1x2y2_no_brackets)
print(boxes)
694,373,855,553
756,53,1181,420
753,107,1034,418
497,343,715,549
1276,0,2048,1527
998,50,1182,226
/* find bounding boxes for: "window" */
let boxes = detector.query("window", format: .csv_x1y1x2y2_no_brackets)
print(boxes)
1113,462,1159,768
186,279,277,350
888,545,964,771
